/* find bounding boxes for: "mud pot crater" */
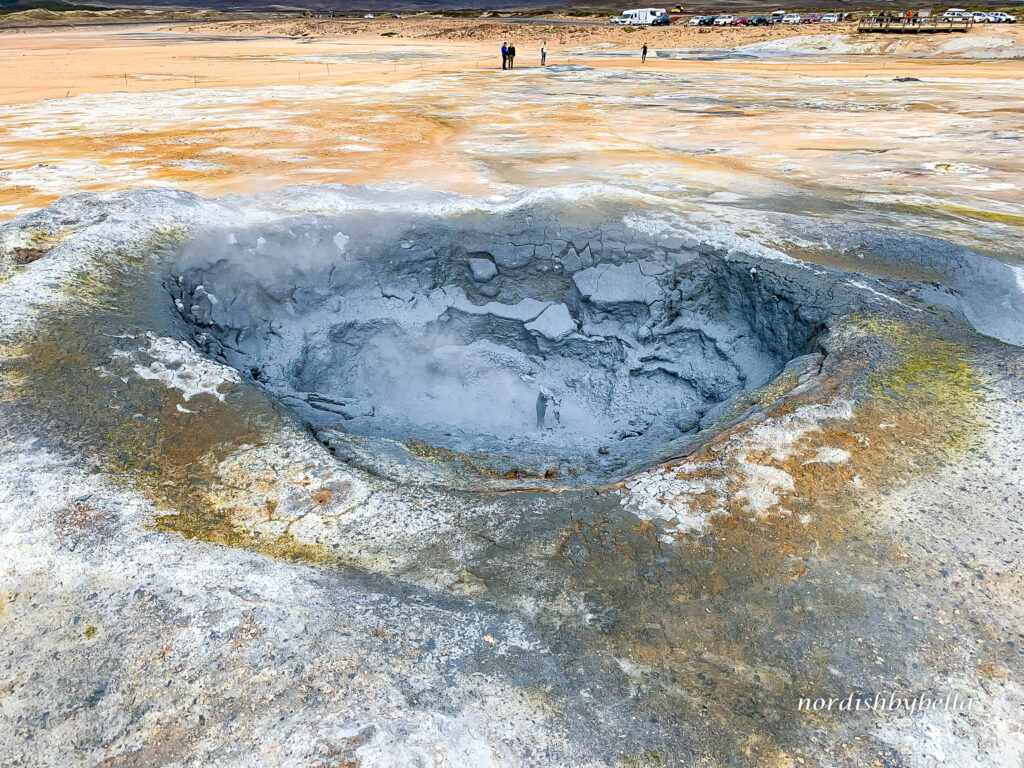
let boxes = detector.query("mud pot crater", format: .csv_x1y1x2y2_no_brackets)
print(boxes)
168,208,831,482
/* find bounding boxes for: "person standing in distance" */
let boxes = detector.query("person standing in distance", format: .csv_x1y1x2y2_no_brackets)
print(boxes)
501,42,508,70
540,41,547,66
641,42,648,63
508,43,516,69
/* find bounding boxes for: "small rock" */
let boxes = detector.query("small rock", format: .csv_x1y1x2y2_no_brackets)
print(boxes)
467,258,497,282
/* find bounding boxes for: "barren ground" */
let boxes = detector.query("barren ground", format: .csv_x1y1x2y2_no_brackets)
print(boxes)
3,17,1024,261
0,14,1023,768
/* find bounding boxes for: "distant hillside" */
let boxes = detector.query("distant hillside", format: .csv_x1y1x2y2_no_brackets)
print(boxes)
1,0,569,12
0,0,111,11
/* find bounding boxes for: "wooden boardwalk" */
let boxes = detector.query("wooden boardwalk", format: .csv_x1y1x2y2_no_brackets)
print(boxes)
858,17,973,33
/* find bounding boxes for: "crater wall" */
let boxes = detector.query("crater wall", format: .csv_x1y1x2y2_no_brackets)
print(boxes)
169,209,833,478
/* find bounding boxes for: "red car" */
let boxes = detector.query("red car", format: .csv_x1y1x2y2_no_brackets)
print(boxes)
802,12,822,22
730,15,748,24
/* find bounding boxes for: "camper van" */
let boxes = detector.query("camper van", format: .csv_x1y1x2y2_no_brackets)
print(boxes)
612,8,670,25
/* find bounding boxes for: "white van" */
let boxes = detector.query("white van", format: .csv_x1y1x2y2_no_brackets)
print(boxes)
615,8,670,25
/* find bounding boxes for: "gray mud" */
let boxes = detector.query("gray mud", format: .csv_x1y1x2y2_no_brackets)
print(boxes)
169,205,838,479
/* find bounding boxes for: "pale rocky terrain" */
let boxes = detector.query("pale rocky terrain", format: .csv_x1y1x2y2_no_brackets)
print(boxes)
0,16,1023,768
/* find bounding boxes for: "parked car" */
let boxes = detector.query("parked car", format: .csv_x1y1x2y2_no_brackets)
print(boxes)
987,11,1017,22
803,12,822,22
610,14,629,24
769,9,787,23
730,16,748,25
688,14,705,24
781,13,802,23
713,14,735,25
748,14,769,25
700,14,717,24
651,11,672,24
941,7,968,21
363,13,374,18
820,12,840,22
969,11,988,22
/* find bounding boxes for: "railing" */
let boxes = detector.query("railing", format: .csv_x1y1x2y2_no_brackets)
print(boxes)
857,16,973,32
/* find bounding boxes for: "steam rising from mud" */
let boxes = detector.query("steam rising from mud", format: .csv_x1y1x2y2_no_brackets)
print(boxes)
167,201,832,479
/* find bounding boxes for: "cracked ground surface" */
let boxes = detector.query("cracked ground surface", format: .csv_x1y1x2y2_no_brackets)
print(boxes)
0,21,1023,768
